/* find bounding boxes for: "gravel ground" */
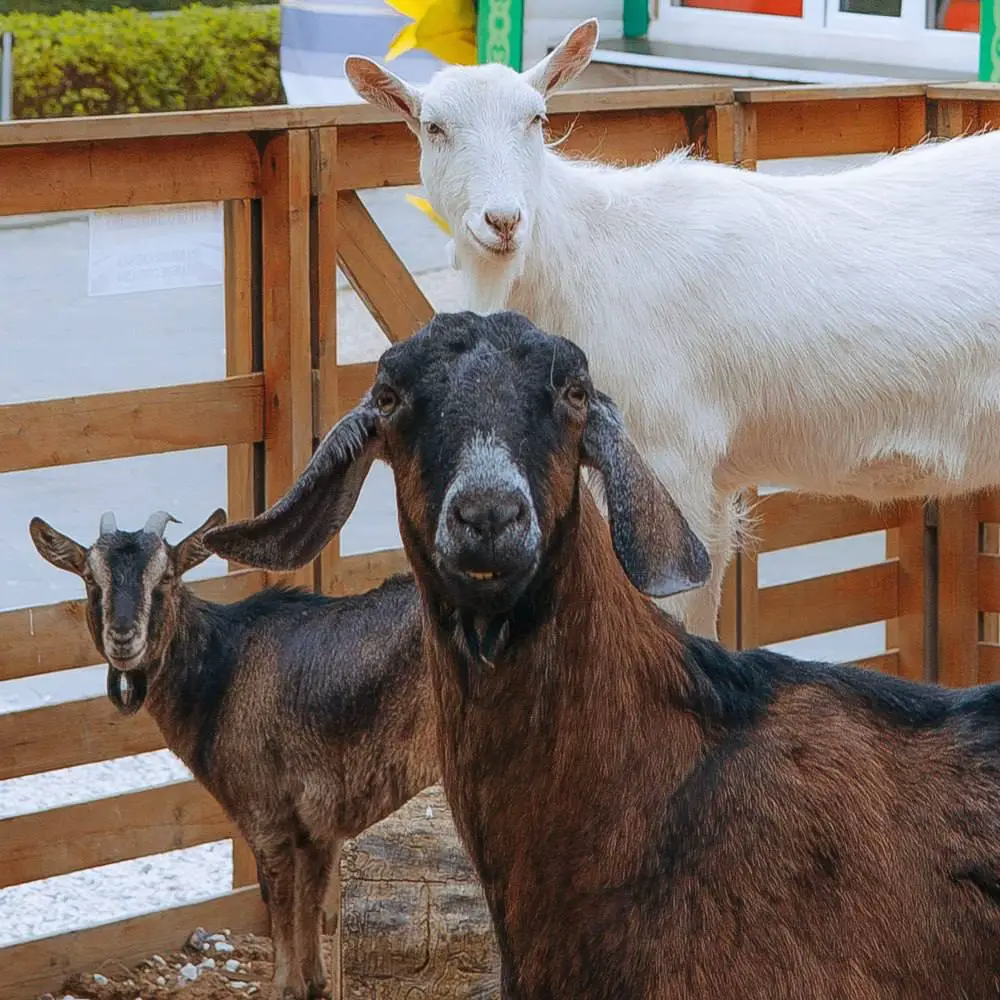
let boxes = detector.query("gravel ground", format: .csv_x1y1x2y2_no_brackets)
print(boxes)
0,154,890,955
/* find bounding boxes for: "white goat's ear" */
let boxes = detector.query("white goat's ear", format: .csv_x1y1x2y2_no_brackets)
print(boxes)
344,56,422,132
523,19,599,97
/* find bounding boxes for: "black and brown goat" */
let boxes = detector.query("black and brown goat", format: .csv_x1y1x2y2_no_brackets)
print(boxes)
204,310,1000,1000
29,510,436,1000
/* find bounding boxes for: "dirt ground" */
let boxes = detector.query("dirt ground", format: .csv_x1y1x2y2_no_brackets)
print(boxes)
49,927,330,1000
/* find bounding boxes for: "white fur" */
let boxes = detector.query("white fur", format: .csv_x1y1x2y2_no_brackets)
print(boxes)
346,26,1000,638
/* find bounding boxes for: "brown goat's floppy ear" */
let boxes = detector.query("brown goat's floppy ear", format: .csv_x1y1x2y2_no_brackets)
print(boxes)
203,404,380,571
29,517,88,575
582,393,711,599
173,508,228,576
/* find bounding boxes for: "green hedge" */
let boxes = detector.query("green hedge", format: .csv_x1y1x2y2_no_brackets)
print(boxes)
0,0,254,12
2,5,283,118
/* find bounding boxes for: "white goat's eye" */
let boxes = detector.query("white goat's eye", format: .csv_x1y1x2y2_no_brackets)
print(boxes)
531,113,548,128
425,121,445,137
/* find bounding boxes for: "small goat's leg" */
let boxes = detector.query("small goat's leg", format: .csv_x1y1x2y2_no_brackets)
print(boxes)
295,836,340,999
259,841,307,1000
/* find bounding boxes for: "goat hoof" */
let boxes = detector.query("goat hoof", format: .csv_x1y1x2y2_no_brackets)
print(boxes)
307,984,331,1000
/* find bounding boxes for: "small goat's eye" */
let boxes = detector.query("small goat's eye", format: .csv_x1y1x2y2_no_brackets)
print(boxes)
565,385,588,408
375,388,399,416
425,121,445,137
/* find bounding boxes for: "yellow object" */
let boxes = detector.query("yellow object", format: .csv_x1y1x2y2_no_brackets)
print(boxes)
384,0,477,66
406,194,452,234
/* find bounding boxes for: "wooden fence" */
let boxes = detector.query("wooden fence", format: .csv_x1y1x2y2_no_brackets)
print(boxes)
1,80,1000,998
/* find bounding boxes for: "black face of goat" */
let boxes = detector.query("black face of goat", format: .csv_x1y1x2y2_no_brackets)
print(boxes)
203,310,710,619
29,509,226,712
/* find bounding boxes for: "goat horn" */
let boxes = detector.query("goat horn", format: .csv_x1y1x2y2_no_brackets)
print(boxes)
99,511,117,536
143,511,180,538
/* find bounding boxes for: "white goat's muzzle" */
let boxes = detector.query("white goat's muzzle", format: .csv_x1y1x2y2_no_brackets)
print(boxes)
464,205,525,259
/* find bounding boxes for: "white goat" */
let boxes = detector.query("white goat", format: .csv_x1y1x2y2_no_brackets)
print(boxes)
345,23,1000,639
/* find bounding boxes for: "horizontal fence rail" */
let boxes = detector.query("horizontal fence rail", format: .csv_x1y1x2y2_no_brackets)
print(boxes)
2,80,1000,999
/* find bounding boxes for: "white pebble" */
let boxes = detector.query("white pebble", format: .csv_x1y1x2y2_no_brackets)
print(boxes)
152,955,167,967
179,962,199,981
93,974,109,986
156,977,166,987
202,943,211,951
188,926,209,949
214,940,235,953
208,932,228,941
199,958,216,970
225,959,241,973
222,928,232,936
231,982,248,991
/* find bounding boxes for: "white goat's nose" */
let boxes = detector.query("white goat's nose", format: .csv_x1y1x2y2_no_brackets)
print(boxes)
483,208,522,240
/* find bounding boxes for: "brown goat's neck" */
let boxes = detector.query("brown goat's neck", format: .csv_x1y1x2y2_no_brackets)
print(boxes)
426,490,704,994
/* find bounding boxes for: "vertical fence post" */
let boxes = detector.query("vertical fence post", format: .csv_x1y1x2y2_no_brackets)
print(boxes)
224,196,263,890
260,130,315,592
310,125,344,1000
893,501,931,682
937,497,980,687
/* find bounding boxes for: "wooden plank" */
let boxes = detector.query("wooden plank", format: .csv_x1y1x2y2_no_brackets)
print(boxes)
550,108,691,167
735,83,928,104
0,569,266,683
979,553,1000,614
894,501,928,683
338,190,434,345
0,696,165,781
937,497,980,687
0,886,267,1000
0,780,232,888
0,86,733,149
224,199,257,570
717,557,738,650
757,561,898,647
739,489,760,648
336,109,693,189
0,375,264,473
856,651,899,675
926,82,1000,101
324,549,411,596
931,99,970,138
978,642,1000,684
980,490,1000,524
314,129,347,608
0,133,259,216
708,103,738,164
755,97,906,160
755,492,892,552
261,130,315,591
897,95,929,147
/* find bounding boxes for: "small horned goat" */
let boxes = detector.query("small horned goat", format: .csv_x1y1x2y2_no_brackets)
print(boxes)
205,311,1000,1000
30,509,436,1000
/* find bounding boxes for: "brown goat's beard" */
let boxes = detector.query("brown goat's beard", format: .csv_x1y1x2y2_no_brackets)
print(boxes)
106,666,147,716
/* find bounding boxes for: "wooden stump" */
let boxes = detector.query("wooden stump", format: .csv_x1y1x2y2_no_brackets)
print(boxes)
341,786,499,999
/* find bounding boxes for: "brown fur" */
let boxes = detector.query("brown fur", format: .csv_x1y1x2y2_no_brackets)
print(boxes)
29,513,437,1000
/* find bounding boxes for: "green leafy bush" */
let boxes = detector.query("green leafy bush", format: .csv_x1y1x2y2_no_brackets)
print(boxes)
2,5,283,118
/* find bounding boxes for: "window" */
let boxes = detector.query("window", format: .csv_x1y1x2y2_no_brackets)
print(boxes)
649,0,978,79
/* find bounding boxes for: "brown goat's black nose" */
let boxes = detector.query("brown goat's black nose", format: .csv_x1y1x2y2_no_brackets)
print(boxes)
452,491,527,541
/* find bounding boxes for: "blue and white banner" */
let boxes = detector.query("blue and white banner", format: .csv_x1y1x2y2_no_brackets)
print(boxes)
280,0,446,106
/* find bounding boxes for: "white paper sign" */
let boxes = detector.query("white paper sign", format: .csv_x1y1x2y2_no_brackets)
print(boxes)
88,202,225,297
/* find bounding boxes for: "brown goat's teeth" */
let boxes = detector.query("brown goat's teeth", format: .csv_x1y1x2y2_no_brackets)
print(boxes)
466,570,496,580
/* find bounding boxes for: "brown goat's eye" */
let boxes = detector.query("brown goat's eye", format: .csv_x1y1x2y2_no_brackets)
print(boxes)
375,388,399,416
565,385,588,408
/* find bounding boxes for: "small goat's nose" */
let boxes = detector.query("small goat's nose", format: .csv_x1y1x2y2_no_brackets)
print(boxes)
452,491,527,541
483,208,522,240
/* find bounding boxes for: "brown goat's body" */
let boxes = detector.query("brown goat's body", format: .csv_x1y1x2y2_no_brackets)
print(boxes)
133,574,436,999
428,498,1000,1000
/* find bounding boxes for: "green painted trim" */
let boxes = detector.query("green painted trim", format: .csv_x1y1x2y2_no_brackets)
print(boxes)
477,0,524,69
623,0,649,37
980,0,1000,79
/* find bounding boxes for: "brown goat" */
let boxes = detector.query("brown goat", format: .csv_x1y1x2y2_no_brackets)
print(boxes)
30,509,436,1000
204,310,1000,1000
